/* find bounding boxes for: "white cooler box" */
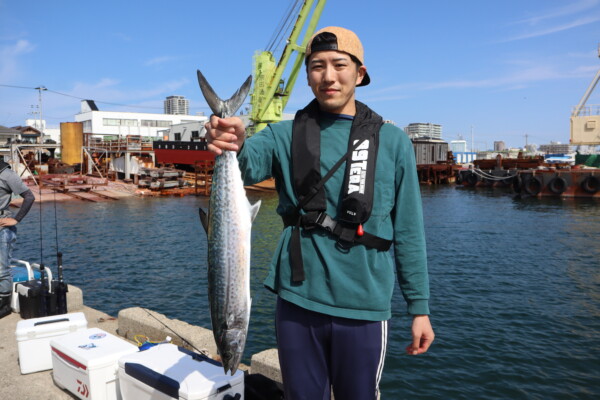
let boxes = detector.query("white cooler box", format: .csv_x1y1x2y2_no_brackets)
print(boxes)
51,327,138,400
118,343,244,400
15,311,87,374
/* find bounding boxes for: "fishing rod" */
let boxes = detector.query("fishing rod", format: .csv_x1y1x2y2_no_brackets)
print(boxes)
38,263,49,317
37,165,51,317
141,308,210,357
53,186,68,314
55,251,67,314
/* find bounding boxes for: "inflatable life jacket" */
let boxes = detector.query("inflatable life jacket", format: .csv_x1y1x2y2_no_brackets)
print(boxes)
284,99,393,283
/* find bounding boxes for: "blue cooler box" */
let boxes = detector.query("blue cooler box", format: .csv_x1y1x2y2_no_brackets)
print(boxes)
118,343,244,400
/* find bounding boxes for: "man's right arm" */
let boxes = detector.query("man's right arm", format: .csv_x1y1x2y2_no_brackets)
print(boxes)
205,116,246,155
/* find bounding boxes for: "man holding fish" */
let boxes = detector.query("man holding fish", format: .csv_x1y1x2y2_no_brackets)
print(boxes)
206,26,434,400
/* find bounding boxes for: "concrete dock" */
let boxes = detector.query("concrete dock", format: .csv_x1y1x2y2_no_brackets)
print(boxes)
0,285,282,399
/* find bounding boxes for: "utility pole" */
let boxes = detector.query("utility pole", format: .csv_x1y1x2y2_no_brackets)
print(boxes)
34,86,47,144
470,125,474,153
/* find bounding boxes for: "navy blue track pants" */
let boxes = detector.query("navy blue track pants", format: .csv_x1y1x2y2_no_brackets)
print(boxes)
276,297,388,400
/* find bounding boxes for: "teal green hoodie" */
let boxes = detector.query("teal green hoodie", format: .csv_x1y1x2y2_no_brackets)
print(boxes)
238,115,429,321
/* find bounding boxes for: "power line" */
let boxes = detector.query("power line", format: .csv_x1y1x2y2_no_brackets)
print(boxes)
0,84,37,90
46,88,164,110
1,83,162,110
0,83,238,113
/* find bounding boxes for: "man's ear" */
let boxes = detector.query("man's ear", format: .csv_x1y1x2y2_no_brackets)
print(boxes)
356,66,367,85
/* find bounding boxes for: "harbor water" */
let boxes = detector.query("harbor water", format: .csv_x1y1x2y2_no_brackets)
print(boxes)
13,185,600,399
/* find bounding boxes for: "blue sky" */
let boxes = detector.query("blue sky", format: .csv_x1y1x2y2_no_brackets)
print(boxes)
1,0,599,149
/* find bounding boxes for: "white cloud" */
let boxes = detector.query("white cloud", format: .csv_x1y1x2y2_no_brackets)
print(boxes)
112,32,132,42
144,56,174,67
502,16,600,42
0,39,35,81
499,0,600,43
513,0,599,26
64,77,190,109
374,64,593,94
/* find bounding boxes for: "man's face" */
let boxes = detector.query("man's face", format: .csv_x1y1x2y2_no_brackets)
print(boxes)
306,50,366,115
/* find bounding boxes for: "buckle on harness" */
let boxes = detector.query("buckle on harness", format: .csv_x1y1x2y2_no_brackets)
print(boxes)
301,212,338,234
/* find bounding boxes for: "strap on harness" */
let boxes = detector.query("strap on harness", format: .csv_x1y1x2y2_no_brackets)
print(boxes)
286,138,392,283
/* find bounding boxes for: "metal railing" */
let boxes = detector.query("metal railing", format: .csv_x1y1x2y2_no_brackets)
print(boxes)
87,135,154,152
572,104,600,116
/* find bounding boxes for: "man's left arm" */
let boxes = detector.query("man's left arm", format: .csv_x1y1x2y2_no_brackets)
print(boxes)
391,133,434,355
0,189,34,227
14,189,34,222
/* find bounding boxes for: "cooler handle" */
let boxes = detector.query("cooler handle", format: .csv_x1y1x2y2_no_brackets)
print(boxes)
12,260,33,280
34,317,69,326
124,363,179,399
51,347,88,371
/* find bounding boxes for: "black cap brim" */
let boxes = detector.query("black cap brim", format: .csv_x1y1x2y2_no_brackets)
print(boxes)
357,72,370,87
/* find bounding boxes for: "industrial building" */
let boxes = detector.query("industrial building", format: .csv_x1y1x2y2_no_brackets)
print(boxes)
74,100,207,138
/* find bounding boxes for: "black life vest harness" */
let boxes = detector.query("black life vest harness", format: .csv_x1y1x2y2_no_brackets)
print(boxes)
283,99,393,283
0,160,10,174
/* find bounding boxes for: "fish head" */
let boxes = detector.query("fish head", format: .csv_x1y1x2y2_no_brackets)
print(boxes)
219,328,247,375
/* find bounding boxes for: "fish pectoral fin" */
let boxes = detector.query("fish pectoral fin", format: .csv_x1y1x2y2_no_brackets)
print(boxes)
199,207,209,233
249,200,261,223
197,69,252,118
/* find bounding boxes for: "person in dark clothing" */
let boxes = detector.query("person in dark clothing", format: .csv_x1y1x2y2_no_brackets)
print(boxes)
0,160,35,318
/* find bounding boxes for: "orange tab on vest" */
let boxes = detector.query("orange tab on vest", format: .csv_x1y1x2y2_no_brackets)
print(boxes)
356,224,364,237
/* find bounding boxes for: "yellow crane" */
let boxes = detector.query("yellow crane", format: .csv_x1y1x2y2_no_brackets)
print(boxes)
249,0,327,133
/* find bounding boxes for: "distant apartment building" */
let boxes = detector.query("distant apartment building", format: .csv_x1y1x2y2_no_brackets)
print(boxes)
494,141,506,151
75,100,207,138
404,123,442,139
164,96,189,115
538,142,573,154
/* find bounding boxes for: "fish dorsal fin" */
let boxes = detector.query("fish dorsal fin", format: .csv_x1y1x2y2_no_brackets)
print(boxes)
199,208,209,233
197,70,252,118
249,200,261,223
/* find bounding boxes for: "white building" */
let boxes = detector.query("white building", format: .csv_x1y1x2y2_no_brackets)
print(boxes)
74,100,207,139
539,142,573,154
404,123,442,140
164,96,189,115
450,140,467,153
165,121,207,141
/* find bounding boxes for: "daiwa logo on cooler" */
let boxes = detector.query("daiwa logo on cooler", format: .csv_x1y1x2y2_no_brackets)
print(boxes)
347,139,369,194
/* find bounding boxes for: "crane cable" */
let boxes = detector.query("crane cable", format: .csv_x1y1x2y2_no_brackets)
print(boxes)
265,0,303,54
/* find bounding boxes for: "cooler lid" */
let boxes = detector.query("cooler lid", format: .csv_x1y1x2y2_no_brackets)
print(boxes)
119,343,243,399
50,327,138,370
15,280,42,296
15,312,88,340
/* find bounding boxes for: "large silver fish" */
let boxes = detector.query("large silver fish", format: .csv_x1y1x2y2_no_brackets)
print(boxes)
197,70,260,375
